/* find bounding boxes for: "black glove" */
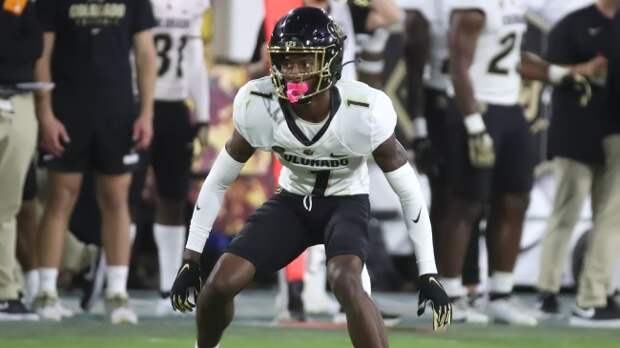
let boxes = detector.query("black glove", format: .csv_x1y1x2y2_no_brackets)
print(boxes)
412,137,438,177
170,259,202,313
417,274,452,330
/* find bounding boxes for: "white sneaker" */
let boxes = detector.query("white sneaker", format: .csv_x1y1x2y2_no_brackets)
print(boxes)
487,297,538,326
452,297,489,324
303,292,339,315
105,293,138,324
33,291,73,321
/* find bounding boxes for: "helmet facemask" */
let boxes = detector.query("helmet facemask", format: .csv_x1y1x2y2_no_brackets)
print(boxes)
269,45,341,103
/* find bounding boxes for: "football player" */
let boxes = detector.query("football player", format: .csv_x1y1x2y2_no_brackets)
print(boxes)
148,0,210,316
170,8,451,348
401,0,489,324
439,0,585,326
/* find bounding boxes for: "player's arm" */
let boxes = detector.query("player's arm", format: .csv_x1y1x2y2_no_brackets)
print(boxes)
133,29,157,149
372,135,451,330
184,130,255,263
448,9,484,117
171,130,255,312
365,0,403,31
449,10,495,168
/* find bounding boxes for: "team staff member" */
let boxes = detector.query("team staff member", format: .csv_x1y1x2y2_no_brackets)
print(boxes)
535,0,619,325
0,0,41,321
33,0,157,324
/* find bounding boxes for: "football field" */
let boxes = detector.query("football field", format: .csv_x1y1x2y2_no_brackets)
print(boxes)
1,290,618,348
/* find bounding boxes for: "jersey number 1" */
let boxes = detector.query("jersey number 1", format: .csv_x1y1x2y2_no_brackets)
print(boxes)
311,170,331,196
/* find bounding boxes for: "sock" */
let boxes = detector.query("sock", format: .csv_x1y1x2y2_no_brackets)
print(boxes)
489,271,514,296
106,266,129,297
153,224,185,294
24,270,40,303
439,276,466,298
38,268,58,295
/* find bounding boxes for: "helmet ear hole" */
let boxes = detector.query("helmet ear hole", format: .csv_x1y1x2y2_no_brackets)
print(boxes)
268,7,345,101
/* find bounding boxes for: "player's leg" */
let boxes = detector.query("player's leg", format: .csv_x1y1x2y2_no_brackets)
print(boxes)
327,255,387,348
197,253,256,348
16,163,39,306
485,104,537,326
197,190,312,347
324,195,387,348
435,118,487,295
93,108,140,324
151,101,195,314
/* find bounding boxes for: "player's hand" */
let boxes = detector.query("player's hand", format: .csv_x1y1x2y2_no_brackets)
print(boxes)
170,259,202,313
417,274,452,331
132,113,153,150
412,137,437,177
194,122,209,149
464,113,495,168
39,113,70,157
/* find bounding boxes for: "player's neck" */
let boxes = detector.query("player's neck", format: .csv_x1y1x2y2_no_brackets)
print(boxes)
291,90,331,123
596,0,618,18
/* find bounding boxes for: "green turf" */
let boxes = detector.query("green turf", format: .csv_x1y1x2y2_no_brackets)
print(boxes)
1,319,619,348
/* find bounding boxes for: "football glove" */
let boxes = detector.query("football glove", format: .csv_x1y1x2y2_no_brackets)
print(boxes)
412,117,439,177
561,73,593,107
464,113,495,169
417,274,452,331
170,259,202,313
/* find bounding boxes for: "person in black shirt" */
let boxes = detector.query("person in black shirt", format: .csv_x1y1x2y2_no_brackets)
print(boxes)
32,0,157,324
535,0,620,327
0,0,41,321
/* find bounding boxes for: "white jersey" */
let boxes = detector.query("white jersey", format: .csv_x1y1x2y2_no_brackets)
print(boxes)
327,0,357,81
233,77,397,196
152,0,210,121
399,0,451,91
447,0,527,105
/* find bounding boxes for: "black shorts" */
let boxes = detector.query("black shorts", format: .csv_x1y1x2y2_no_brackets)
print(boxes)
39,88,139,174
22,161,37,201
445,103,536,202
226,191,370,274
150,101,195,200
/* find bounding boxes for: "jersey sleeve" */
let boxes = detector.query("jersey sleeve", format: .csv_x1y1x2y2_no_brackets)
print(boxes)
369,91,398,151
232,82,274,150
132,0,157,34
188,15,209,123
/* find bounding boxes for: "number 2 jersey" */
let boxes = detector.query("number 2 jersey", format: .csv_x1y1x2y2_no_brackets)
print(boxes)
233,77,397,196
151,0,210,121
447,0,527,105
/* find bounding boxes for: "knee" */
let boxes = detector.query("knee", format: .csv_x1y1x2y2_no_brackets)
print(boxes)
327,259,364,302
203,273,239,301
97,183,130,212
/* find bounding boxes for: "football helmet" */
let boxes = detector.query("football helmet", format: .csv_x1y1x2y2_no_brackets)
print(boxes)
268,7,346,102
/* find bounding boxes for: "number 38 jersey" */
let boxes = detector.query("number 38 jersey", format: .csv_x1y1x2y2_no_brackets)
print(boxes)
151,0,209,104
233,77,397,196
447,0,527,105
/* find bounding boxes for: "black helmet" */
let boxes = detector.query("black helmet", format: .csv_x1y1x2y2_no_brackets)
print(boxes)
268,7,346,101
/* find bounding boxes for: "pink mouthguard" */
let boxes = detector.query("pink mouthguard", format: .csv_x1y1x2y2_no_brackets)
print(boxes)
286,81,309,103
